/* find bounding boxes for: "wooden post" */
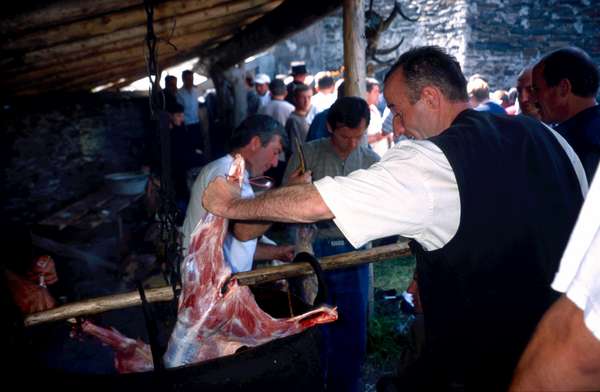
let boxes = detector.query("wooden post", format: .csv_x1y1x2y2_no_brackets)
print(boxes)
343,0,366,98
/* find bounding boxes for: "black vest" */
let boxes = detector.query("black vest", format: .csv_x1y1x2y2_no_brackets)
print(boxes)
410,110,583,391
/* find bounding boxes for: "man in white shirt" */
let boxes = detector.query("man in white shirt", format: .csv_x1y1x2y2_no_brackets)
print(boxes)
254,73,271,109
183,115,307,273
311,76,337,113
365,77,392,157
258,79,295,127
510,166,600,391
202,46,587,390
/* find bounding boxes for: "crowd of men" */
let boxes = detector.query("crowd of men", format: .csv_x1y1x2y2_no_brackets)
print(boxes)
192,45,598,391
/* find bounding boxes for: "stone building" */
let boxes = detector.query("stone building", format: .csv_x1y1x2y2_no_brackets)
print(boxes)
259,0,600,91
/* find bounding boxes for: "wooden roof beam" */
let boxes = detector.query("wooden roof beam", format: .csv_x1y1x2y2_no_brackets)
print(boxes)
208,0,342,72
10,0,279,66
0,0,141,36
5,18,259,89
3,0,266,51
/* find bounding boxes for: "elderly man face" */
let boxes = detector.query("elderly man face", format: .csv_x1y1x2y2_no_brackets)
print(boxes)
517,68,540,119
384,70,437,140
532,64,566,123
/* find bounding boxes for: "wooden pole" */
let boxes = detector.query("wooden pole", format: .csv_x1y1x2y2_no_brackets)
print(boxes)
23,243,412,327
342,0,366,98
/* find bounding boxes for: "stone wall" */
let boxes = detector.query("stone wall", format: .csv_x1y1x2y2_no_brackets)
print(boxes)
464,0,600,89
257,0,599,91
1,93,152,224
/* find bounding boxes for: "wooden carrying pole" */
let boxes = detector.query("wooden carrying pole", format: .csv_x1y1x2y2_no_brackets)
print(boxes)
24,243,411,327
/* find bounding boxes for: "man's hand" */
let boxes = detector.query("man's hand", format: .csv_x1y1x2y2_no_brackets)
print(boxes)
274,245,295,262
286,168,312,186
202,176,242,217
5,270,56,314
27,255,58,285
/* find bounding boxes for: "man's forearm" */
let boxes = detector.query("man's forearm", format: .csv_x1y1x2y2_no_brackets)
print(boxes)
227,184,333,223
232,221,271,242
509,295,600,391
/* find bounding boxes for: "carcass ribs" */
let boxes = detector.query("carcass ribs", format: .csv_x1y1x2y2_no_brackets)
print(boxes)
80,154,337,372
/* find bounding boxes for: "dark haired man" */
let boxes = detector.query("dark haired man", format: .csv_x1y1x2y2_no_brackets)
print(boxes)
183,115,307,272
202,46,588,390
532,46,600,182
312,75,337,113
285,84,317,142
283,96,379,392
163,75,179,109
286,63,309,106
258,79,295,127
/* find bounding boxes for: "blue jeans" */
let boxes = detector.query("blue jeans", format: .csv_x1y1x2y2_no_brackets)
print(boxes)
313,238,369,392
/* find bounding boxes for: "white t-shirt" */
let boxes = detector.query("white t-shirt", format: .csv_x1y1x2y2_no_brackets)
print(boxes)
367,104,388,158
258,99,295,127
551,166,600,340
311,92,337,113
182,154,256,273
314,128,587,251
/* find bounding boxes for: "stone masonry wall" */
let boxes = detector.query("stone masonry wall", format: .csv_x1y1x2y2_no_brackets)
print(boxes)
257,0,599,92
464,0,600,90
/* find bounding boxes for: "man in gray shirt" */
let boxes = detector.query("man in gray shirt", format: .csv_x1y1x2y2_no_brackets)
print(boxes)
283,97,379,392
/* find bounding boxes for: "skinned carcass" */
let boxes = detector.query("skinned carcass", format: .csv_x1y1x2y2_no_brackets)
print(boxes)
80,154,337,372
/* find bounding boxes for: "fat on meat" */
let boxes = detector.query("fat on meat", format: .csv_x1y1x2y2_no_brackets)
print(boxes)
163,154,337,367
80,155,337,373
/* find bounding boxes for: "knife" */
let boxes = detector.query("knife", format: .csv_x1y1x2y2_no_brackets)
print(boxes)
293,134,307,174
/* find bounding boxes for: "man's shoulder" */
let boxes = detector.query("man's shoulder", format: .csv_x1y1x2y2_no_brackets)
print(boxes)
269,100,294,110
358,145,381,162
197,155,231,181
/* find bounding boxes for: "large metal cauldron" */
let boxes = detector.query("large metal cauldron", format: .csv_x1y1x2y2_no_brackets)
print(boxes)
24,253,329,392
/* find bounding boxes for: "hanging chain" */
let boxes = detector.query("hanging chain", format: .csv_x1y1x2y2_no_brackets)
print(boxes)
143,0,182,301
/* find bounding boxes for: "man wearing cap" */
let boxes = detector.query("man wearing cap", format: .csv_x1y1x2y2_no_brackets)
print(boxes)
254,73,271,109
286,63,309,107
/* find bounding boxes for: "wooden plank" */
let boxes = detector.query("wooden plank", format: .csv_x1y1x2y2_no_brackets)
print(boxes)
73,193,143,231
6,15,263,89
8,0,278,69
10,24,241,95
0,0,141,36
24,243,412,326
38,189,113,230
3,0,267,51
343,0,366,98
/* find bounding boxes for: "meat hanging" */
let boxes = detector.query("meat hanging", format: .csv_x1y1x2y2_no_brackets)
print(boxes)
80,154,337,372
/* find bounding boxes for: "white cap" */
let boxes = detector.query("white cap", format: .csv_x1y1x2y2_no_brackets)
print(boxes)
254,73,271,85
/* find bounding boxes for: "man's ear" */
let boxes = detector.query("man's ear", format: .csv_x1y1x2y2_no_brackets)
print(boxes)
326,122,333,134
421,86,440,110
249,135,262,151
558,78,571,98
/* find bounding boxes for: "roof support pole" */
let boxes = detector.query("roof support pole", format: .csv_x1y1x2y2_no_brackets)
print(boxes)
342,0,366,98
